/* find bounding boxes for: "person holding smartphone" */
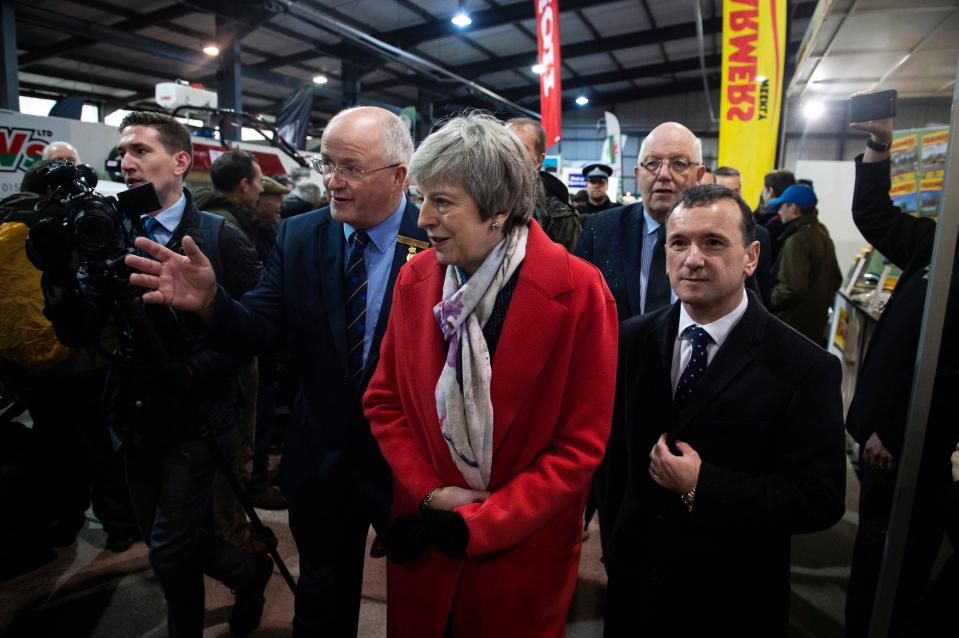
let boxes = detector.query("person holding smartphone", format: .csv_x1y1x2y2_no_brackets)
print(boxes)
844,101,959,638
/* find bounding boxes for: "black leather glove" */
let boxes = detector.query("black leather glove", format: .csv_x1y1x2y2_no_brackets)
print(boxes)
26,216,74,275
383,514,429,564
422,509,469,558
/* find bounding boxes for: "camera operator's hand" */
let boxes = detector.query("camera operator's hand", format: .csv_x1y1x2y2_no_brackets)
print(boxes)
26,216,74,275
125,235,217,320
849,116,893,163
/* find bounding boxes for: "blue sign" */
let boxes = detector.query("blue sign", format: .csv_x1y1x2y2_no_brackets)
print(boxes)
568,173,587,188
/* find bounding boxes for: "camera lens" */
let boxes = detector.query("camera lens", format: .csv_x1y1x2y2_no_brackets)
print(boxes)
73,203,120,253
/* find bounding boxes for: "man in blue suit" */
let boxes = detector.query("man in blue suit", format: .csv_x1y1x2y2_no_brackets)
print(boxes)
125,106,428,637
575,122,705,322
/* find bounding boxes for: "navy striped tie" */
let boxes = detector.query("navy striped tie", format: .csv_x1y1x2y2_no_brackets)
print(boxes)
345,230,369,388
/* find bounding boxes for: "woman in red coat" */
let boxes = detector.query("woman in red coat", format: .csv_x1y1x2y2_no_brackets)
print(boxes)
364,112,618,637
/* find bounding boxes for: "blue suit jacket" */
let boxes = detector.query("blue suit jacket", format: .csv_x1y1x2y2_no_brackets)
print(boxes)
206,201,426,526
575,202,663,323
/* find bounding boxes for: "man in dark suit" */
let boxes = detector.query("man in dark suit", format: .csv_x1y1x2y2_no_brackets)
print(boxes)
602,184,847,637
125,106,428,637
575,122,705,538
575,122,704,321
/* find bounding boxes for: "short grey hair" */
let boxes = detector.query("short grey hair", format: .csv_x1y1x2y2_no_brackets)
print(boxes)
637,127,703,164
325,106,413,166
409,112,536,233
42,141,80,162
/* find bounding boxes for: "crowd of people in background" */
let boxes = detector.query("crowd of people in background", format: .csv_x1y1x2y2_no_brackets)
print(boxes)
1,102,957,638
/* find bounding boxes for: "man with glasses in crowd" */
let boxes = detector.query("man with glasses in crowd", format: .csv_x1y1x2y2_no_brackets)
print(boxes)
577,163,619,216
576,122,703,322
575,122,704,547
124,106,427,637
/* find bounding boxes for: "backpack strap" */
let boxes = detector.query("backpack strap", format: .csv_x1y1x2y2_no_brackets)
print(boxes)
194,211,224,278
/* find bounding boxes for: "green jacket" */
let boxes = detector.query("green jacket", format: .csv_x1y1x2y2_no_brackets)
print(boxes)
534,174,582,251
192,187,256,236
192,187,274,263
770,214,843,344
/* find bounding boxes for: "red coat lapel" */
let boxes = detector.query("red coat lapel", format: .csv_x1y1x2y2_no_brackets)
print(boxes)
490,224,572,451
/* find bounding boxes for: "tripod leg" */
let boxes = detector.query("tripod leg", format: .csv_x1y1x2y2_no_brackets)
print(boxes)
204,436,298,595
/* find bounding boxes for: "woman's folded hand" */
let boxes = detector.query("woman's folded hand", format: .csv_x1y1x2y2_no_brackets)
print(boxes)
428,486,490,511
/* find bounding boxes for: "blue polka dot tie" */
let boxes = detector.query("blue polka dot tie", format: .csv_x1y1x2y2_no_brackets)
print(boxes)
345,230,369,389
675,325,713,406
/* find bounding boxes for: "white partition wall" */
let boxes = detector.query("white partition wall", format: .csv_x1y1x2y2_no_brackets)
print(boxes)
795,159,865,273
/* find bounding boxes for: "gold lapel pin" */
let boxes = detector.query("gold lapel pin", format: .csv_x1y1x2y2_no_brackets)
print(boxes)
396,235,430,262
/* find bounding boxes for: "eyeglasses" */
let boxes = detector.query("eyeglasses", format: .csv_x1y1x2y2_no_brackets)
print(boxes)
310,157,400,181
587,177,608,184
639,157,693,174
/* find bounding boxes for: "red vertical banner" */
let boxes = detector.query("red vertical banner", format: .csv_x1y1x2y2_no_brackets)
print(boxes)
536,0,562,149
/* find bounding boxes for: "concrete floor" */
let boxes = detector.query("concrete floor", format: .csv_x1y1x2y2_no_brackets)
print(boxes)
0,466,861,638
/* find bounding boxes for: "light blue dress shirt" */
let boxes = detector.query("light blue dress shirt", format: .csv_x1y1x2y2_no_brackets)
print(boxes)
343,195,406,364
142,193,187,247
639,209,677,314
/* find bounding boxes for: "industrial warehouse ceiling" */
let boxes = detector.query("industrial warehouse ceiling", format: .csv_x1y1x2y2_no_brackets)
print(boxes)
12,0,820,129
788,0,959,101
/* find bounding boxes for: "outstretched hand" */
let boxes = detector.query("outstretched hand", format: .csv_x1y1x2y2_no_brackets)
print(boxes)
124,235,217,315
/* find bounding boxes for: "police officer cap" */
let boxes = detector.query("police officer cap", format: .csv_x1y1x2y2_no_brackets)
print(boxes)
582,163,613,180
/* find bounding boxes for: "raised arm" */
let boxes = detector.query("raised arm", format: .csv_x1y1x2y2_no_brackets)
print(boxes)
848,116,936,269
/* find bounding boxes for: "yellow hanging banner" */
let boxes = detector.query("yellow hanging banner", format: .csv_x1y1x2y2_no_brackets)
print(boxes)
717,0,787,207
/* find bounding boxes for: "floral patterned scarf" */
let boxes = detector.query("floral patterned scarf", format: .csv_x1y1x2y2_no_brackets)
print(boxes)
432,225,528,489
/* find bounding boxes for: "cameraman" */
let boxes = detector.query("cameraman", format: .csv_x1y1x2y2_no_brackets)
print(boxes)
30,112,271,637
844,112,959,637
2,159,139,555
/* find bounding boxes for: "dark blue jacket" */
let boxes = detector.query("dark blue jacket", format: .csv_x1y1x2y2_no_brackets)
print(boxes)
205,201,425,527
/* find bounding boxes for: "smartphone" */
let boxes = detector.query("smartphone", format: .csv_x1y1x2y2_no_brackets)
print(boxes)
848,90,897,123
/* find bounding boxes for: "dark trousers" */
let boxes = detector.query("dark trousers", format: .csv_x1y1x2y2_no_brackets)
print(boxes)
251,356,278,488
846,459,944,638
124,434,257,638
30,367,136,537
287,483,372,638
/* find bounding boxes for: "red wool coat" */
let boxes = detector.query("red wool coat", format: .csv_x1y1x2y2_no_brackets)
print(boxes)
365,222,618,638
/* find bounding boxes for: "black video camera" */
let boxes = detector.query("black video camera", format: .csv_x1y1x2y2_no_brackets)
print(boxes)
27,160,161,301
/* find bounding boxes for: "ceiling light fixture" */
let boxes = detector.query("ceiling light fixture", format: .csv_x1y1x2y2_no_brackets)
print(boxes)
451,12,472,27
802,99,825,120
531,63,546,75
312,74,328,85
203,45,220,56
575,96,589,106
